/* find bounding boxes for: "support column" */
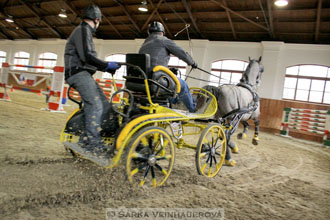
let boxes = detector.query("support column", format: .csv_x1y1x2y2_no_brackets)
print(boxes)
258,42,284,99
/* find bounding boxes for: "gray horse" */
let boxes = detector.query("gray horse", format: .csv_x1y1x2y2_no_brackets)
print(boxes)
197,57,264,166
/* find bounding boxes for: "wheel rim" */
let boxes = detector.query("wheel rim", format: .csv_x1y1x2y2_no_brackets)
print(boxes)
196,125,226,177
126,127,175,187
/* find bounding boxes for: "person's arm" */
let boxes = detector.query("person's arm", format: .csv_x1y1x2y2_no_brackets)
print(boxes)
162,37,196,66
75,23,108,71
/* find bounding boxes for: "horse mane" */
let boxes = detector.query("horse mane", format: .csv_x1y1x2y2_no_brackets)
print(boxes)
240,60,253,84
203,85,221,98
239,58,263,87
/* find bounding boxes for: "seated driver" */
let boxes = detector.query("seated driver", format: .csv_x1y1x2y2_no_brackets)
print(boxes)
139,21,197,113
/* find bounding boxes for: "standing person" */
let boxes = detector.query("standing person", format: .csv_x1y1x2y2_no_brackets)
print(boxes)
64,5,120,154
139,21,198,112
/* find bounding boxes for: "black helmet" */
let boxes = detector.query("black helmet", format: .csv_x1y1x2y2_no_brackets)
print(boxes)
148,21,165,35
83,5,102,22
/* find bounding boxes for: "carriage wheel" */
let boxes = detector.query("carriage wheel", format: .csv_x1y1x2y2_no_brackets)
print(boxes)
125,126,175,187
195,124,226,177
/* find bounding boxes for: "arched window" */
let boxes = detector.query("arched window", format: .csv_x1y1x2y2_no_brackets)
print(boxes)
104,54,126,79
37,52,58,73
13,51,30,71
283,65,330,104
168,56,187,79
211,60,248,86
0,51,6,68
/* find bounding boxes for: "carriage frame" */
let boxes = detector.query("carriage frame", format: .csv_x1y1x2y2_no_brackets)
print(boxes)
60,54,238,187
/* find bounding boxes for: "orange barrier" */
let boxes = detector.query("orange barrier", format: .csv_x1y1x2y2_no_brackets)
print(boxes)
69,78,125,103
0,62,65,112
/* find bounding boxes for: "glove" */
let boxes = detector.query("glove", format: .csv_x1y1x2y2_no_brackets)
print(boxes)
191,62,198,69
105,62,120,72
169,67,179,75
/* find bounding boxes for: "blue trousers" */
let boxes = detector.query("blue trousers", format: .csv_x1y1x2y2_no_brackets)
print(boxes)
170,78,196,112
66,71,110,146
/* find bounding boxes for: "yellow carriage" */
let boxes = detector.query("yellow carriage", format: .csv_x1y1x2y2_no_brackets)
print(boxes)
60,54,227,187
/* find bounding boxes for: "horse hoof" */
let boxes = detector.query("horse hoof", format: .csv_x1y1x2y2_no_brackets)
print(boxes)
225,159,236,167
231,146,239,154
238,133,247,139
252,139,259,145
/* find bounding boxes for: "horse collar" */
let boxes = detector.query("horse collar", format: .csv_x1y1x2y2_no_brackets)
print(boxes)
237,83,259,110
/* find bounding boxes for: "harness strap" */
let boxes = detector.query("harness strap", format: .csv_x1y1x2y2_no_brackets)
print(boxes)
236,82,259,113
222,107,251,120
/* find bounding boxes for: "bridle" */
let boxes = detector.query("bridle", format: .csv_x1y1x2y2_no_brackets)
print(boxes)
240,60,264,88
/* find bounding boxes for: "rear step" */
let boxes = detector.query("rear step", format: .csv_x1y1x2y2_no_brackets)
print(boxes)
63,142,111,167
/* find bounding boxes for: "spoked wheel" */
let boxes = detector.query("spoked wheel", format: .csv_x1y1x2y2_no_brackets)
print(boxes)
195,124,226,177
125,126,175,187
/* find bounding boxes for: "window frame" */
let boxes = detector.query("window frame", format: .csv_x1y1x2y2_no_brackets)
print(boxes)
282,64,330,105
37,52,58,73
211,59,248,86
104,53,126,80
168,56,187,80
0,51,7,68
13,51,30,71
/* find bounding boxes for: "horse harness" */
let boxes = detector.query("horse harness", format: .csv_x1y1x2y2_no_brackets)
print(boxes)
236,82,259,113
220,83,259,123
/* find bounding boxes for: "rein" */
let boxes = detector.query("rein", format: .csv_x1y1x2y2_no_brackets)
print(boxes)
196,67,227,80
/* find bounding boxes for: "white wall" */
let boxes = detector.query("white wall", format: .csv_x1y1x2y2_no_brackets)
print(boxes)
1,38,329,100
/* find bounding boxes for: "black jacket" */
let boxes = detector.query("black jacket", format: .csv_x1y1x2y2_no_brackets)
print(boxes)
139,33,195,70
64,21,107,80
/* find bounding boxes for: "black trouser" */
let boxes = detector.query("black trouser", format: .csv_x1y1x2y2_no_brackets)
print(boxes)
66,71,110,146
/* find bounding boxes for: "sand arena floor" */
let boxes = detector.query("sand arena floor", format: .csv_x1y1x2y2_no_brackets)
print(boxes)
0,90,330,220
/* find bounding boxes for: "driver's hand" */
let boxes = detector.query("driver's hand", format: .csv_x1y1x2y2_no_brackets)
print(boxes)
105,62,121,72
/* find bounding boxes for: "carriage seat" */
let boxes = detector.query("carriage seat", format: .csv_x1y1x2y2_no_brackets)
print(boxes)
125,53,180,104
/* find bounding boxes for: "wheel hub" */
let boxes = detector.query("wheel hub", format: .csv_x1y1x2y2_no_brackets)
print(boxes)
211,147,216,156
148,156,156,166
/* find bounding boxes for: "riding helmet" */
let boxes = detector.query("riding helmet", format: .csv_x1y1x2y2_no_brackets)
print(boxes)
148,21,165,35
82,5,102,22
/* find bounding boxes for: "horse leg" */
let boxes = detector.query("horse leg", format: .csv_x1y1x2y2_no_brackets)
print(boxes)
252,119,260,145
225,144,236,166
224,132,237,166
228,141,239,154
237,121,249,139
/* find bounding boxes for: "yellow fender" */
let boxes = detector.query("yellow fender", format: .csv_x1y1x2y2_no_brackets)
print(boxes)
153,66,181,94
60,108,80,142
